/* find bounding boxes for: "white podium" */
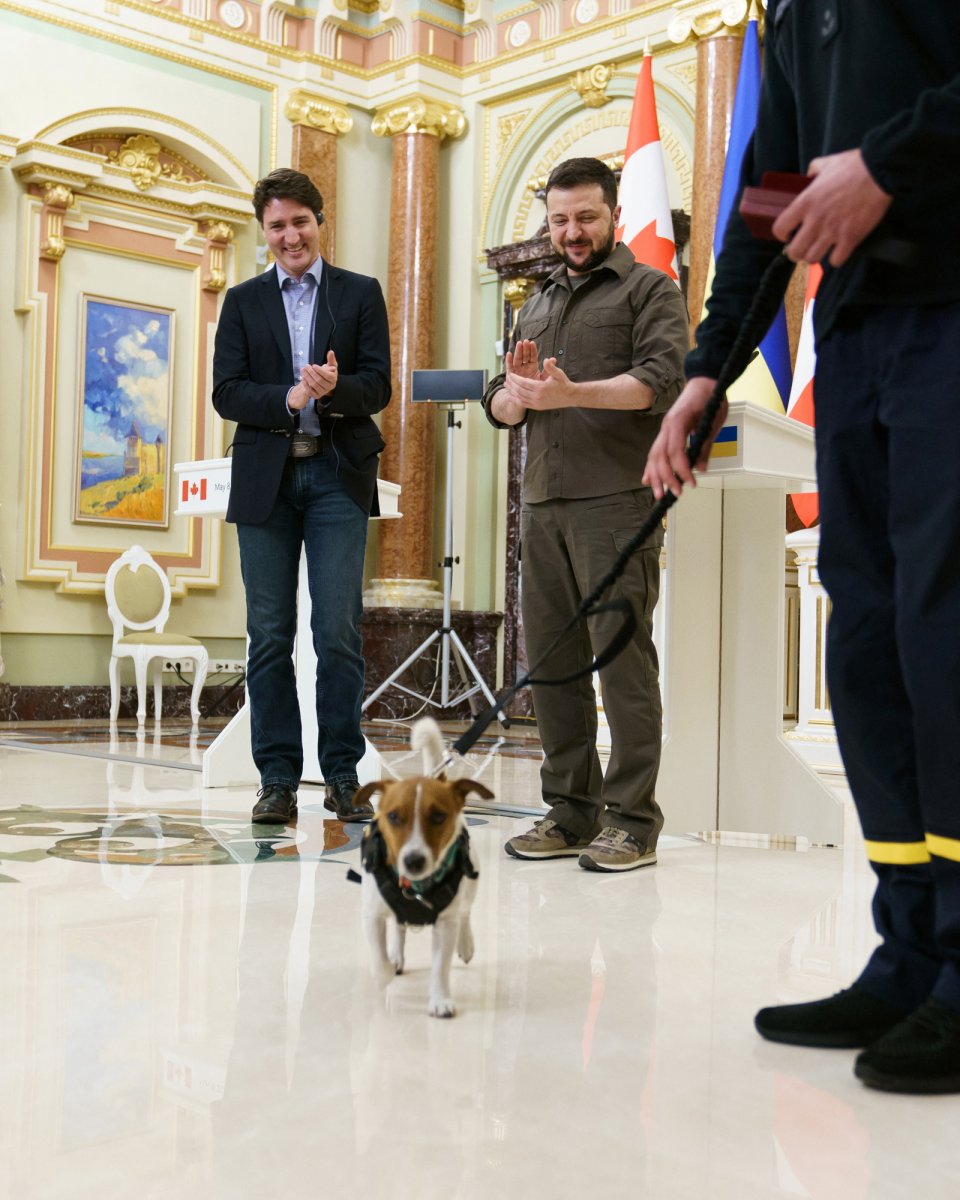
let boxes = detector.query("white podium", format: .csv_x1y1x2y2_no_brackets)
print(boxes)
173,457,401,789
656,402,843,844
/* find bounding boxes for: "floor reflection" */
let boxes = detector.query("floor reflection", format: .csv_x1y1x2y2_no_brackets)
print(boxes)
2,728,959,1200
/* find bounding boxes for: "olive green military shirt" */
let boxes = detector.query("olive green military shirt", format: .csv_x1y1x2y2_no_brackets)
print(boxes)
483,242,688,503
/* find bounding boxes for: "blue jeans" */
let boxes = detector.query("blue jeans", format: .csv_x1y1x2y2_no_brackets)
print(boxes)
236,453,368,790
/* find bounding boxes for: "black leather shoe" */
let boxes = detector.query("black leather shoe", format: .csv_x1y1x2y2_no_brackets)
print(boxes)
755,985,911,1048
855,998,960,1094
252,784,298,825
323,778,374,823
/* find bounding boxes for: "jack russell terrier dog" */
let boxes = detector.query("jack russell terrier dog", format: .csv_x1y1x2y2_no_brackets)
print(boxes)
351,718,493,1017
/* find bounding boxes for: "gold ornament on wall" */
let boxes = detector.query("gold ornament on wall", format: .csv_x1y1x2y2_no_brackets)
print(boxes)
503,277,535,312
202,221,234,293
569,63,615,109
39,182,74,261
496,110,530,160
110,134,188,190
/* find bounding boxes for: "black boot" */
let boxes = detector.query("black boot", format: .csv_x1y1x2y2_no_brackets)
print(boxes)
252,784,298,825
323,778,374,823
854,998,960,1093
754,986,911,1048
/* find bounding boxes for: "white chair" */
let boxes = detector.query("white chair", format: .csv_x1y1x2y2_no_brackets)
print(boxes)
105,544,209,725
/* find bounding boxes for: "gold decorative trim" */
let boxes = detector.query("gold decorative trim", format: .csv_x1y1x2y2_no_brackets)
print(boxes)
67,133,207,186
409,10,468,36
0,1,278,167
14,140,104,167
570,63,615,109
497,2,540,22
42,183,74,209
37,107,256,187
83,185,252,224
13,143,253,226
5,0,678,83
39,183,74,261
372,97,466,140
285,91,353,135
114,134,188,190
202,220,234,292
0,131,21,164
496,110,531,160
16,191,225,593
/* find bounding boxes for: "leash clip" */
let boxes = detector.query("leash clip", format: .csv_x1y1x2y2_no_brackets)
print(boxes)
401,884,435,911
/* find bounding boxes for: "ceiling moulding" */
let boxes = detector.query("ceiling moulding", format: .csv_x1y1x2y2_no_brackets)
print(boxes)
64,0,681,86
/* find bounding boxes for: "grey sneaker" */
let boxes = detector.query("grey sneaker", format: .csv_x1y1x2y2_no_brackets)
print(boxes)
579,827,657,873
505,818,595,860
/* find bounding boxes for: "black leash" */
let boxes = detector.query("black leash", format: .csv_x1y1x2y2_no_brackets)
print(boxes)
452,250,798,758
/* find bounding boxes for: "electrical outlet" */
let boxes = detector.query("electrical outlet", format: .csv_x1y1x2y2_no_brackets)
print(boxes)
208,658,246,675
162,658,244,675
162,659,191,674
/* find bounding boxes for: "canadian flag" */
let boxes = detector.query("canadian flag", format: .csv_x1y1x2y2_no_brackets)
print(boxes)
617,51,679,282
787,264,822,527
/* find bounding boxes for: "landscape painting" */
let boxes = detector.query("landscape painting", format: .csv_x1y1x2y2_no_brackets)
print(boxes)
75,295,174,527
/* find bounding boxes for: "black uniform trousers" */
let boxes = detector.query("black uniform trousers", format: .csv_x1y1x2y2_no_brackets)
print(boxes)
815,298,960,1012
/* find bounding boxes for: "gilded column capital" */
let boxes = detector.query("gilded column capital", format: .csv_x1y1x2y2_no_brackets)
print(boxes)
570,63,615,109
669,0,763,45
371,97,466,142
285,91,353,136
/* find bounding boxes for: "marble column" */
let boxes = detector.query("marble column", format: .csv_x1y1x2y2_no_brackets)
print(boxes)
365,98,466,608
674,1,805,361
285,91,352,265
670,3,750,339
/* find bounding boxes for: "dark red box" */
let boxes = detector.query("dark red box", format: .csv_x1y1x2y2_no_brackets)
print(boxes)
739,172,813,240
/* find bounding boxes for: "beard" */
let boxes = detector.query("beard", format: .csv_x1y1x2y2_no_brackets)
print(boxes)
557,223,616,274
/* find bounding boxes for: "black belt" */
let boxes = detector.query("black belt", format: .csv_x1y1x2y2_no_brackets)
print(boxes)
289,431,322,458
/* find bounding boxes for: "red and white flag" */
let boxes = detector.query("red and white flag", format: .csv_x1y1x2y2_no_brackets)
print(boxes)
787,264,822,527
617,52,679,281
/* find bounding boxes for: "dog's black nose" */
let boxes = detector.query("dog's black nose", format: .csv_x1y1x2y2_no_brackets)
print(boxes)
403,851,427,876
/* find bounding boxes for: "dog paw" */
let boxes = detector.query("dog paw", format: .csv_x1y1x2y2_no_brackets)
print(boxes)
457,930,474,964
390,957,405,975
428,994,456,1018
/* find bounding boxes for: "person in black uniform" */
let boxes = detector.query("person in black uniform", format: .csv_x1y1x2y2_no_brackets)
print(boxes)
643,0,960,1094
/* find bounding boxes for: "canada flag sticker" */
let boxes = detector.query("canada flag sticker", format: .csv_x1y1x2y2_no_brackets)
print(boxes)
182,478,207,501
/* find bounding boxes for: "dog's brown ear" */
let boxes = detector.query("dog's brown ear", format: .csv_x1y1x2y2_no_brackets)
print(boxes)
353,781,388,806
451,779,495,804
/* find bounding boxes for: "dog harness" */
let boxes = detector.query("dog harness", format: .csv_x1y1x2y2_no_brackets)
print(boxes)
347,823,478,927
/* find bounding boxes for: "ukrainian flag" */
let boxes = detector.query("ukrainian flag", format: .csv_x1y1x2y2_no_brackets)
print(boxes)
703,18,792,412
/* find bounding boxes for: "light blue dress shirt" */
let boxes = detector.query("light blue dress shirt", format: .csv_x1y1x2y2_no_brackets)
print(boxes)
276,256,323,437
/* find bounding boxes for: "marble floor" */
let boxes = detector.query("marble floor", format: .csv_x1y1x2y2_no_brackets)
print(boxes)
1,719,957,1199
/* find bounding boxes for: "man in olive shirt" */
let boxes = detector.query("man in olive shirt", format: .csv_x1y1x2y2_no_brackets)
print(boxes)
483,157,688,872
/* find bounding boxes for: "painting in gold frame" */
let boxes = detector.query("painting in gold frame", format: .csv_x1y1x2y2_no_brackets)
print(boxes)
74,294,174,528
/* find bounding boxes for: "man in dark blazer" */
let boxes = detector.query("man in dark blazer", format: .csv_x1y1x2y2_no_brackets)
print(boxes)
213,168,391,825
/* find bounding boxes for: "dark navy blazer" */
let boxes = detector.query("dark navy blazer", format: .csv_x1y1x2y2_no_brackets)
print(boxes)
212,260,391,525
